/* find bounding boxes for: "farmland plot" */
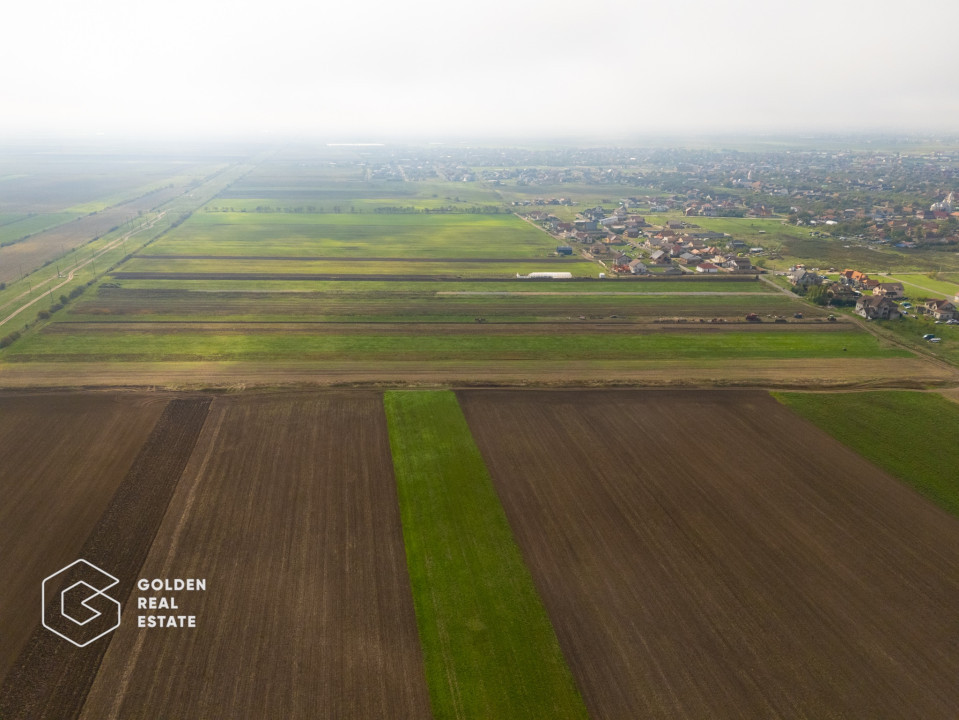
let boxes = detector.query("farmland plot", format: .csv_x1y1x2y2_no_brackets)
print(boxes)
0,185,189,284
385,391,587,719
1,398,211,720
458,389,959,719
0,393,168,679
144,212,557,260
78,392,430,720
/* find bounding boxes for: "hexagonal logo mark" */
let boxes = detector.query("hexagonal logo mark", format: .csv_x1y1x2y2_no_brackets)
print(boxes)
42,559,121,647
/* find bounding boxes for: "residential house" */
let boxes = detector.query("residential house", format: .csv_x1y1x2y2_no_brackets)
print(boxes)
649,249,670,264
856,295,901,320
628,259,648,275
787,268,822,289
696,262,719,273
725,257,753,272
922,299,957,320
872,282,904,299
825,282,859,305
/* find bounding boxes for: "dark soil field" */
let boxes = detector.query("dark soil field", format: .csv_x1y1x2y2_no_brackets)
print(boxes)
0,393,168,680
77,392,430,720
458,389,959,719
1,398,211,720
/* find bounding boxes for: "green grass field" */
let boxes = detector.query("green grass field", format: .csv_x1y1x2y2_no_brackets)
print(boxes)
886,273,959,299
2,326,907,363
102,277,778,294
774,391,959,518
142,211,566,261
384,390,588,720
60,284,805,323
118,256,598,278
217,179,502,204
0,213,81,247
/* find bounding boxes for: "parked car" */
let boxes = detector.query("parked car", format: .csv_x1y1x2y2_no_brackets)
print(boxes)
928,338,942,343
922,334,936,340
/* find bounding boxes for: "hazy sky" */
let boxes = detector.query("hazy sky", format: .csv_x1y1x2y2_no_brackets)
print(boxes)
4,0,958,140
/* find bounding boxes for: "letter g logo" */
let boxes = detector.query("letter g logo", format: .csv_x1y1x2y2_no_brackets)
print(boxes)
42,559,121,647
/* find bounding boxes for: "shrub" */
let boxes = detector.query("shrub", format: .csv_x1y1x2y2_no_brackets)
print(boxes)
0,331,21,348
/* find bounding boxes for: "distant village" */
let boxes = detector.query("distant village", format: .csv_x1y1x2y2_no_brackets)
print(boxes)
521,195,959,331
522,200,758,278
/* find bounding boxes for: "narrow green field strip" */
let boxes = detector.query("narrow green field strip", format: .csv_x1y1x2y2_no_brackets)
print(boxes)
384,391,588,720
2,328,906,363
118,258,601,277
108,277,776,294
0,213,30,227
0,212,81,246
67,286,795,321
204,197,504,212
774,391,959,519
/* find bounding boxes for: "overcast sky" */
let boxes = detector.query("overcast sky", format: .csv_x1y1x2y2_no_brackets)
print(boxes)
3,0,957,141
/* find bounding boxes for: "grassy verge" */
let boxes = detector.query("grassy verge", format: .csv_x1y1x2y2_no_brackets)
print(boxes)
774,391,959,518
384,390,587,720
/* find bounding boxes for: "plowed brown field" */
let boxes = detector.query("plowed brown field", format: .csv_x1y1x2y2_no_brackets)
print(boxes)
0,392,167,679
77,391,430,720
458,389,959,719
0,398,212,720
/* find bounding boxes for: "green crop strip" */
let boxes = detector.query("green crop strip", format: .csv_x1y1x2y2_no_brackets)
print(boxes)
384,390,588,720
